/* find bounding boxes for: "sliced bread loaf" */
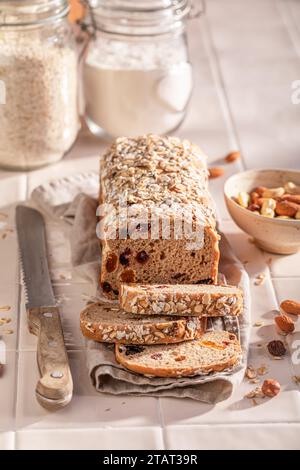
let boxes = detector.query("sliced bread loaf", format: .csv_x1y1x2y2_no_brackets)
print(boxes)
119,283,243,317
80,302,207,345
115,330,241,377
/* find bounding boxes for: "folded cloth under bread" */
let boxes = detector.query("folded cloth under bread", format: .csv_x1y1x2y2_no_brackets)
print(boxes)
31,172,251,403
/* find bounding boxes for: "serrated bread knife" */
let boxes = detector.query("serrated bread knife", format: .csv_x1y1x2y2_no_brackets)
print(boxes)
16,205,73,410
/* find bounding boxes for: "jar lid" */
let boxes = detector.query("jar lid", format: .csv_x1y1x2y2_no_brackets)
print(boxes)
0,0,69,27
84,0,202,36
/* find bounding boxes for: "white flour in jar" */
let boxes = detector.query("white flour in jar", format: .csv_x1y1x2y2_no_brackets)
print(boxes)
83,37,193,137
0,37,79,170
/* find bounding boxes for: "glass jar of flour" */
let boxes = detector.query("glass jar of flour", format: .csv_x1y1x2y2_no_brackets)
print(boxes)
83,0,202,138
0,0,79,170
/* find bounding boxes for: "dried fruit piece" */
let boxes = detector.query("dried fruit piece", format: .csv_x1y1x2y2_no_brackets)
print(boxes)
120,269,135,283
136,251,149,264
280,299,300,316
199,340,226,350
105,253,118,273
267,340,286,357
225,151,240,163
274,314,295,334
175,355,186,362
151,353,162,360
209,167,224,179
102,282,112,293
262,379,281,397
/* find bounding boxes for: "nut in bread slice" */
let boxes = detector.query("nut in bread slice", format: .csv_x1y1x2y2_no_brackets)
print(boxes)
115,330,241,377
80,302,207,345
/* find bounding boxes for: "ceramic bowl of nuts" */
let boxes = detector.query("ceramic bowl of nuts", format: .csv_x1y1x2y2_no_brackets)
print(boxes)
224,169,300,254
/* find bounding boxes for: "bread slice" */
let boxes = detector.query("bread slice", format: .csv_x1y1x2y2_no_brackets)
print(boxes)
115,330,241,377
80,302,207,345
119,283,243,317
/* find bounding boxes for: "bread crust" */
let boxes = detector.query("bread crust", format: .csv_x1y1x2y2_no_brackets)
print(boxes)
80,303,207,345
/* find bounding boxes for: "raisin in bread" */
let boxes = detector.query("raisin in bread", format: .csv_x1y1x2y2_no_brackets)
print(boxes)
99,135,220,299
115,330,241,377
80,302,207,345
120,283,243,316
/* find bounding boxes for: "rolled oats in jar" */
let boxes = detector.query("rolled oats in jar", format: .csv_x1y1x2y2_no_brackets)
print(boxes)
0,0,80,170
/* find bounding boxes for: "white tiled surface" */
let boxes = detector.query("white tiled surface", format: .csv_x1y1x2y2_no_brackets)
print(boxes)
1,0,300,450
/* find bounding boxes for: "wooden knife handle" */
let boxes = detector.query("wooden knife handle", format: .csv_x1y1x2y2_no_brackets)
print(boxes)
28,306,73,410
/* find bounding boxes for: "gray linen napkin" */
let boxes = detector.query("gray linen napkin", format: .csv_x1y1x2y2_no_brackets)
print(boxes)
32,172,251,403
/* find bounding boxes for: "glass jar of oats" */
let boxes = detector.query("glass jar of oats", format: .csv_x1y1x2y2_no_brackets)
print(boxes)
0,0,80,170
82,0,203,138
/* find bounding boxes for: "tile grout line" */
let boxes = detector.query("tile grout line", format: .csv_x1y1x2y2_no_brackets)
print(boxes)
200,14,247,170
12,172,29,444
277,0,300,60
156,398,167,450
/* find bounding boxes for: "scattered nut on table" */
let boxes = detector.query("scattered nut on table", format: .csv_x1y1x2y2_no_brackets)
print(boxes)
225,151,241,163
267,340,286,357
261,379,281,397
209,167,225,179
280,299,300,316
274,314,295,334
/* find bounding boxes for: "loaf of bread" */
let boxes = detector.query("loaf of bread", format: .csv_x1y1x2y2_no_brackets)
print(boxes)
80,302,207,345
120,283,243,317
99,135,220,298
115,330,241,377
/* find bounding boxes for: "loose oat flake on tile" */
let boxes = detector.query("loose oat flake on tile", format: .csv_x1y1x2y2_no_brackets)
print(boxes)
254,273,266,286
0,306,11,312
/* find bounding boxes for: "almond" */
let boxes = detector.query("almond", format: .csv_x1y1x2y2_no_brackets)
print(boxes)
274,314,295,334
275,200,300,217
225,151,241,163
209,167,224,179
250,191,260,204
281,194,300,204
280,299,300,316
253,186,267,197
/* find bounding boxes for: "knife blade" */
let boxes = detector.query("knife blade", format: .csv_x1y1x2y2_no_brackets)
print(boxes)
16,205,73,410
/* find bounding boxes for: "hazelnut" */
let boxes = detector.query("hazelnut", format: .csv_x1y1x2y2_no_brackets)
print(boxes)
262,379,281,397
